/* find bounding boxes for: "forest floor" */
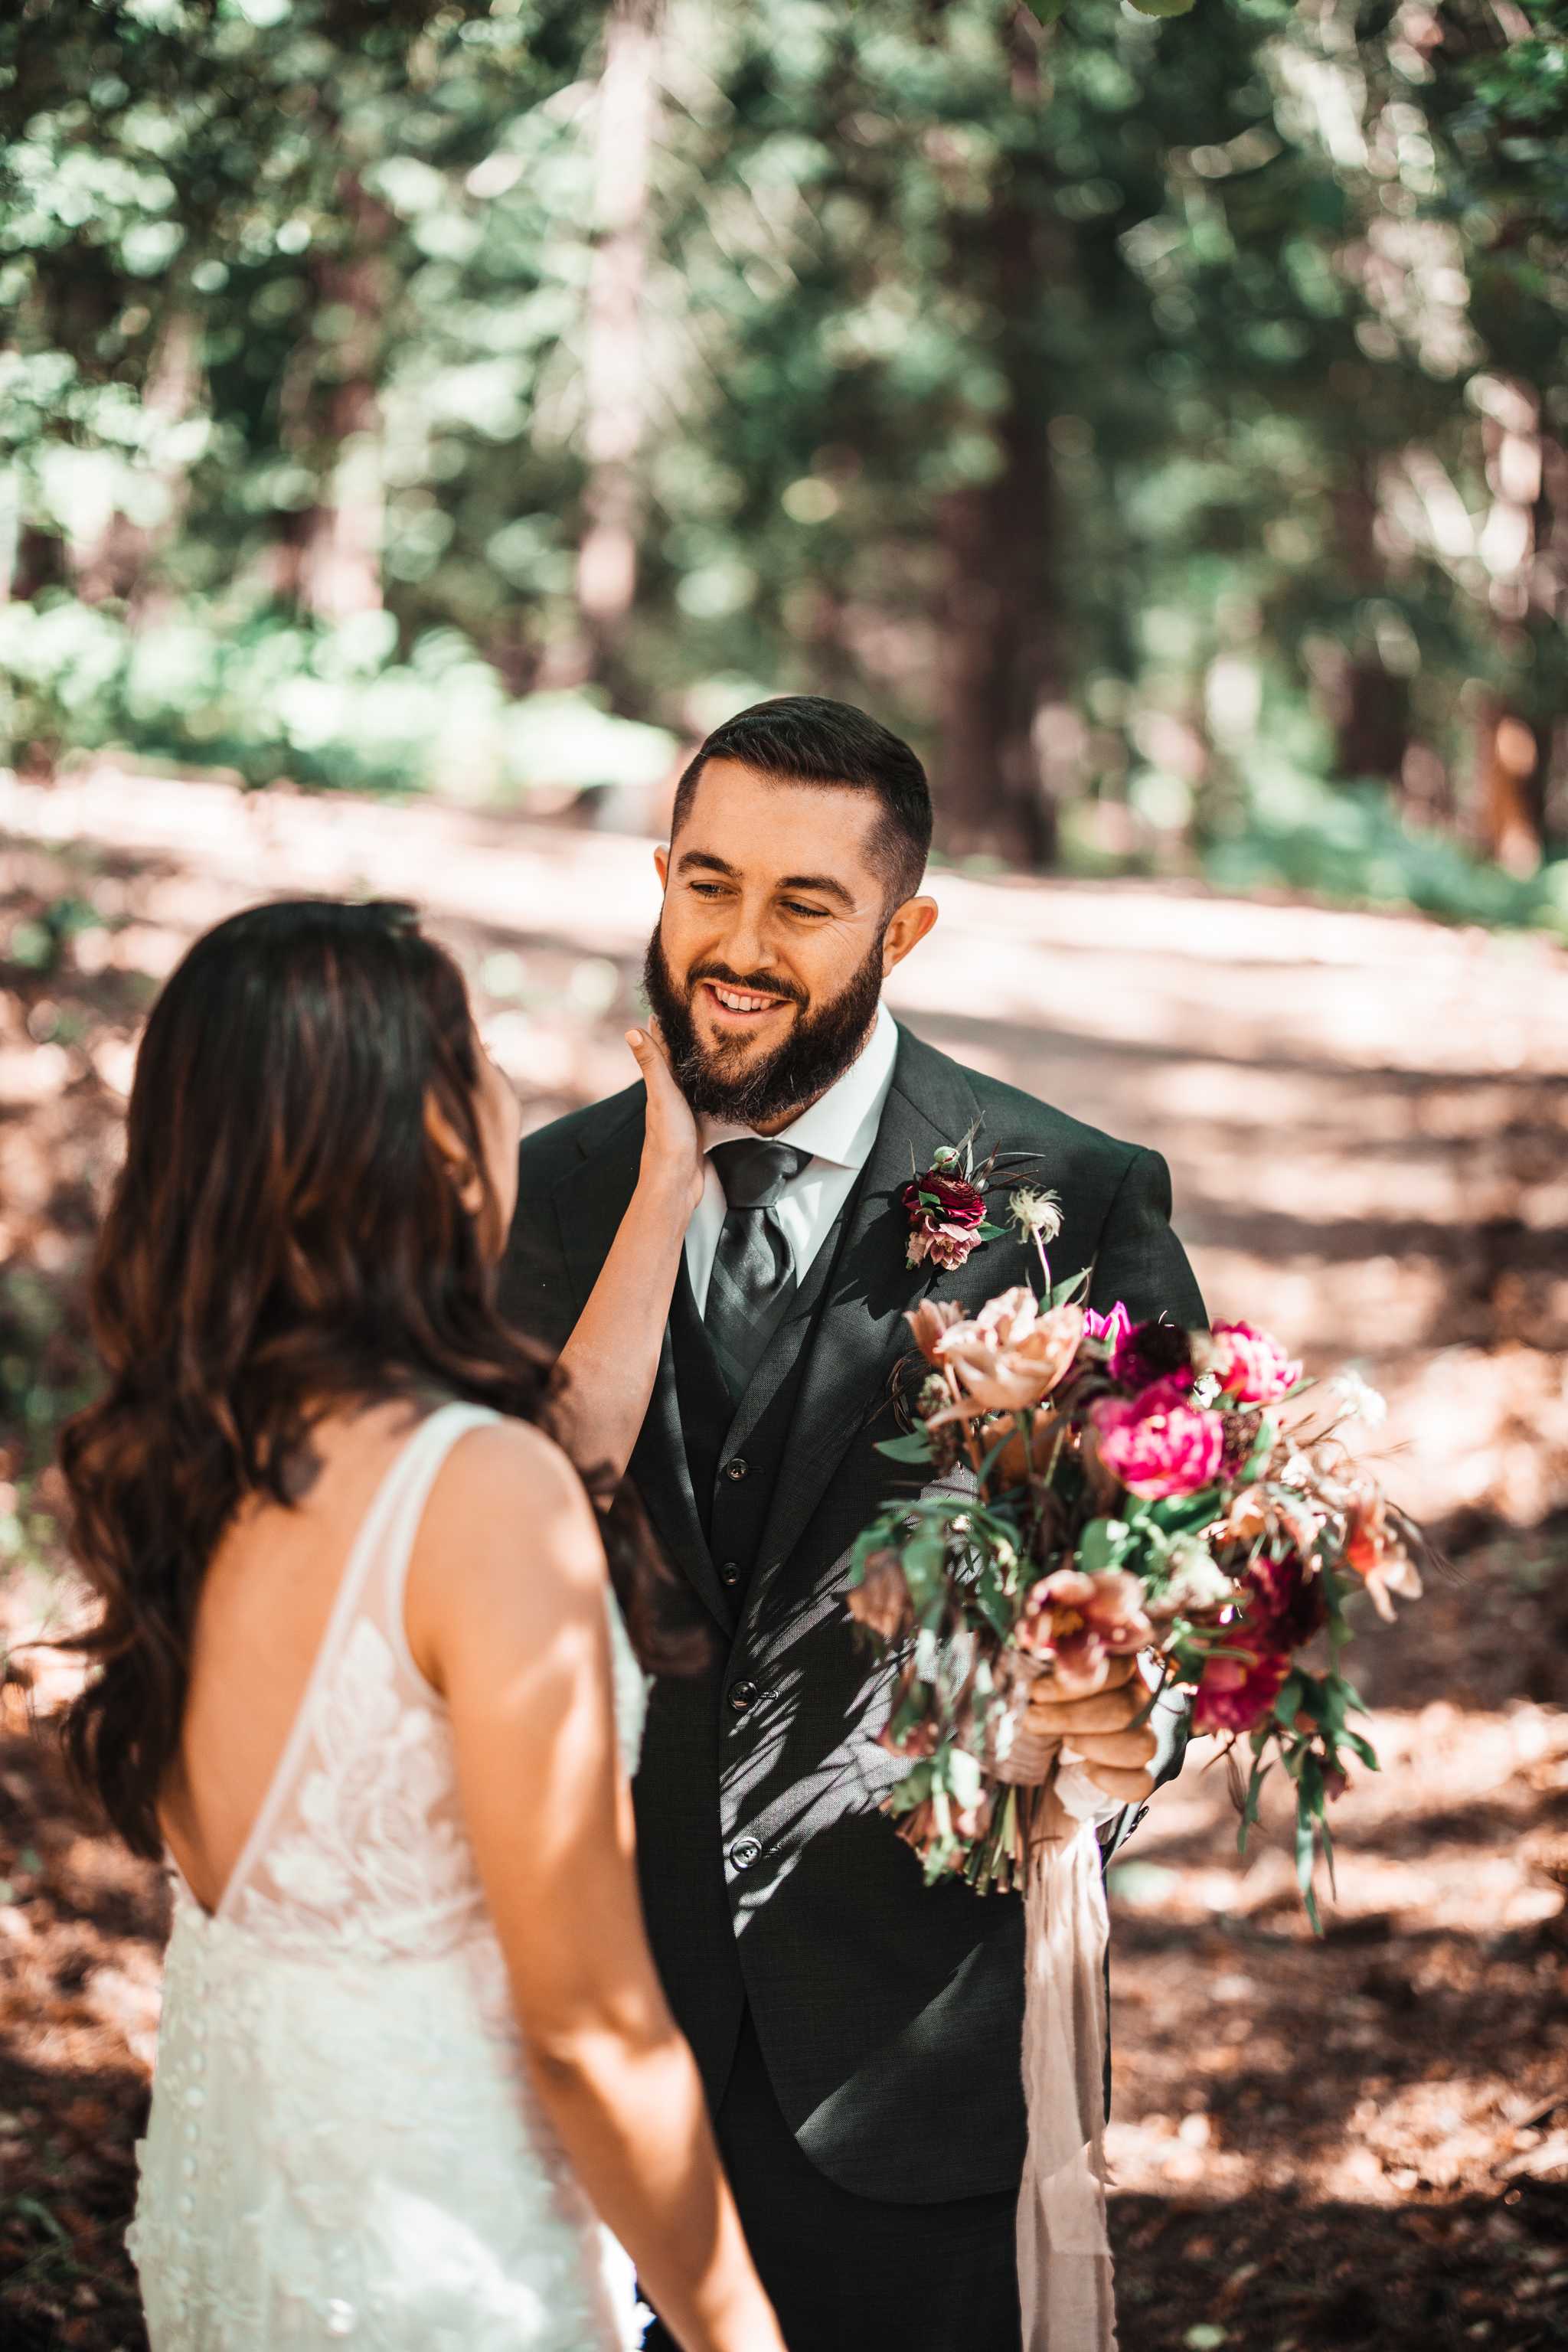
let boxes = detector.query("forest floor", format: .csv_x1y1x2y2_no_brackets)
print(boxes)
2,761,1566,2352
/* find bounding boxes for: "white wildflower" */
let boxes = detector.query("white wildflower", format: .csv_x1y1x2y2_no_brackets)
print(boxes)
1008,1186,1063,1243
1328,1369,1387,1428
1158,1534,1236,1618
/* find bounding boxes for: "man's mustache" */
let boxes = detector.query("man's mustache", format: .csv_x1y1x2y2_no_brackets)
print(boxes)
686,962,808,1010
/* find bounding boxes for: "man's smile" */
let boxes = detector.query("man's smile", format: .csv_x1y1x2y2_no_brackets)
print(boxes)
698,978,796,1028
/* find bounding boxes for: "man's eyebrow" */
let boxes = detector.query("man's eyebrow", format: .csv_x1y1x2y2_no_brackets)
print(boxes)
675,849,857,910
777,871,855,909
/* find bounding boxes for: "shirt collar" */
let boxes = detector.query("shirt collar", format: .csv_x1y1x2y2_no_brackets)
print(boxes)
698,999,899,1172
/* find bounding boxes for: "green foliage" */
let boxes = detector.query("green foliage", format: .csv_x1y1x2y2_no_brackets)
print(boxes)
1,0,1565,913
1207,763,1568,934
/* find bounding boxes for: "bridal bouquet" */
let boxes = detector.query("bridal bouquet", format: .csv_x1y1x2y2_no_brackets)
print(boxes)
846,1188,1426,2352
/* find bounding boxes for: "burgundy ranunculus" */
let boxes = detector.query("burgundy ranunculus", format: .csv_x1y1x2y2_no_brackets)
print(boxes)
1191,1642,1292,1736
1243,1550,1327,1651
902,1168,988,1271
1219,1412,1263,1481
1111,1316,1195,1394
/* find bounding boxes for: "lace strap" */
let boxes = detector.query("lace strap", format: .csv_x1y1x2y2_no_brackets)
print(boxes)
376,1400,501,1685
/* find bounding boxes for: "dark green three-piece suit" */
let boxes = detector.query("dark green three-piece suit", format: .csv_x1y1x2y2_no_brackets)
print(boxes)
501,1019,1204,2352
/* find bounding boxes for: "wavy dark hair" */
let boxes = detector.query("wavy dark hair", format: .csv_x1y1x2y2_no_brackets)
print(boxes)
58,897,691,1860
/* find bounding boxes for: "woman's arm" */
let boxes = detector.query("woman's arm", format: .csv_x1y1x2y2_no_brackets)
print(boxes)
409,1423,785,2352
549,1025,704,1485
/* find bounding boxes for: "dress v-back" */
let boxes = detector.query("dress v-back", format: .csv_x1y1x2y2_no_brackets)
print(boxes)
127,1401,651,2351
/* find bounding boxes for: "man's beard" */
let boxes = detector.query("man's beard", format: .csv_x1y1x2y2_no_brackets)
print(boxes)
642,927,885,1129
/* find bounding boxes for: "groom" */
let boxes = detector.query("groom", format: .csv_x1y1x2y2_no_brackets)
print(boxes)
501,696,1205,2350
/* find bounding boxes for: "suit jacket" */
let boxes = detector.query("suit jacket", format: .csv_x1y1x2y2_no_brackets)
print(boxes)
500,1021,1206,2204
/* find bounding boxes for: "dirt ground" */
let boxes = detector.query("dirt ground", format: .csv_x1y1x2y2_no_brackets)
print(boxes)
2,762,1566,2351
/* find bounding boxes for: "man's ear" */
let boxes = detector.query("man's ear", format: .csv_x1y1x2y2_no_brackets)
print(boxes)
881,893,939,975
653,843,670,890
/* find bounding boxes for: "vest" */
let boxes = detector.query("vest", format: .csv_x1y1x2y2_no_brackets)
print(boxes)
670,1194,854,1596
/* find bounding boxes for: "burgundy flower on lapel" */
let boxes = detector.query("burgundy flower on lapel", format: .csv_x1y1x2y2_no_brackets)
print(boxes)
900,1128,1011,1272
900,1167,988,1270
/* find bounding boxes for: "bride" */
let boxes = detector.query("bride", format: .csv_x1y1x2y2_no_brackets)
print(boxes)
57,897,787,2352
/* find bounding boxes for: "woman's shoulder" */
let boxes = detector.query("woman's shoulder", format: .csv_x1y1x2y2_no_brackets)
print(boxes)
407,1414,606,1684
426,1413,593,1551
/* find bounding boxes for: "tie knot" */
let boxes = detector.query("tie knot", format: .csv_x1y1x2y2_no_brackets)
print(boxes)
710,1137,811,1211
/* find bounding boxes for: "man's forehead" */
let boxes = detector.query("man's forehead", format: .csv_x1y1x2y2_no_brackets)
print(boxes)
677,758,881,878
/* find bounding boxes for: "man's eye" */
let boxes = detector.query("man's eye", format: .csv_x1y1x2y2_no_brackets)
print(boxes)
689,882,725,897
783,901,830,920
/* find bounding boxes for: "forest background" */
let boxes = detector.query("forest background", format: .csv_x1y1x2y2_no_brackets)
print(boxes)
4,0,1568,909
4,2,1568,2348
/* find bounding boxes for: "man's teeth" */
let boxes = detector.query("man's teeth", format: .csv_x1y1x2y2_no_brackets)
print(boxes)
711,985,777,1012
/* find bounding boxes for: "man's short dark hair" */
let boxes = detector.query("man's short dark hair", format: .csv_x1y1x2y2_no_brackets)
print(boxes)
671,694,933,908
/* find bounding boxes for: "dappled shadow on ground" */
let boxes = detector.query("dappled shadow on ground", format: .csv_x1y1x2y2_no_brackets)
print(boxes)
1111,2180,1568,2351
3,775,1568,2348
1,1717,165,2350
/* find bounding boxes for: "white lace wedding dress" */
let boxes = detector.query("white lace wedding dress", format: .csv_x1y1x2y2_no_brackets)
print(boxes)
126,1402,652,2351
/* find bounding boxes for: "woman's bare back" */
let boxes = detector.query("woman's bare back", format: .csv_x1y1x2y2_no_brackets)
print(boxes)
158,1397,434,1915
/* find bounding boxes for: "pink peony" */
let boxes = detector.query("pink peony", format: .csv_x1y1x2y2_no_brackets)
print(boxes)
1091,1376,1224,1500
1204,1321,1301,1405
1191,1644,1292,1736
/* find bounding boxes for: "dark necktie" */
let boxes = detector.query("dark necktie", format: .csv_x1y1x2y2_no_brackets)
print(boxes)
704,1138,812,1404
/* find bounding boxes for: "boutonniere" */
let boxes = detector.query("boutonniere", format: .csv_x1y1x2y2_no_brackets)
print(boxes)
899,1122,1014,1272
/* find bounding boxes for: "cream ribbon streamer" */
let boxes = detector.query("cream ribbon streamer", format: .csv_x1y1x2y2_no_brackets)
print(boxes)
1016,1756,1119,2352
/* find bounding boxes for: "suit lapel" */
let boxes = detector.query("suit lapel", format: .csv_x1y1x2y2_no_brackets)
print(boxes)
747,1026,984,1610
552,1102,733,1634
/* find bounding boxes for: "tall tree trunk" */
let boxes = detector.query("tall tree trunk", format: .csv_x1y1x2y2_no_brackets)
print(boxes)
935,7,1058,869
123,310,202,628
1475,697,1542,877
296,176,391,624
1473,374,1547,872
568,0,664,688
1330,454,1409,785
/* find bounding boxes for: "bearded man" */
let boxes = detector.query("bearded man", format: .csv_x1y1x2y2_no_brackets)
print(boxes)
500,694,1204,2351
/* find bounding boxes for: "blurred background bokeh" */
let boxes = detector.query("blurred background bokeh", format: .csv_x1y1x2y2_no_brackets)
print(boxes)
2,2,1567,2347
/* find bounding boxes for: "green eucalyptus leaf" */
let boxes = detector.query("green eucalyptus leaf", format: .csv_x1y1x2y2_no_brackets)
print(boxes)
1079,1517,1130,1572
886,1759,935,1814
875,1431,936,1465
1295,1803,1323,1935
1273,1671,1306,1726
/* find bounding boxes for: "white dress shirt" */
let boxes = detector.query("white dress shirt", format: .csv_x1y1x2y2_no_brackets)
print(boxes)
683,1000,900,1316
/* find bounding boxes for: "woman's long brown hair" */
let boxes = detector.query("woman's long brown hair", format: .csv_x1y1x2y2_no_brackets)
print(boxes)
58,897,691,1860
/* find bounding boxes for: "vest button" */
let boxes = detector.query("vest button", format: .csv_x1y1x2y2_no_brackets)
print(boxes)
723,1456,749,1482
730,1836,763,1872
720,1560,740,1586
728,1679,759,1714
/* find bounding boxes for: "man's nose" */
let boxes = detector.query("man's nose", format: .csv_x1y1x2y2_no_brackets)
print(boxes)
715,894,776,978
